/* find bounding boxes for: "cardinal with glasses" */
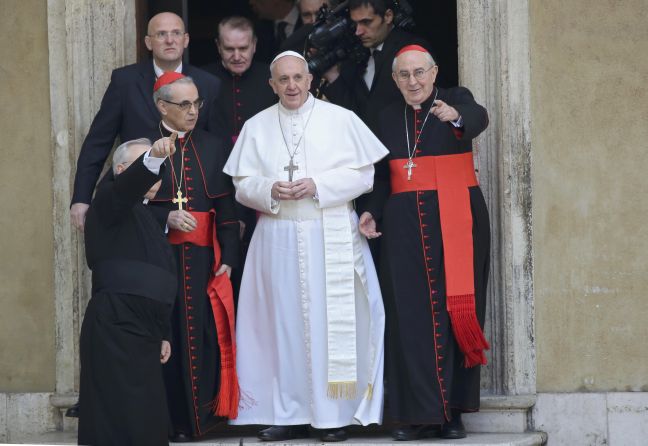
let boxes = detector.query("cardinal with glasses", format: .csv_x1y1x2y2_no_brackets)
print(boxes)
358,45,491,441
148,72,240,441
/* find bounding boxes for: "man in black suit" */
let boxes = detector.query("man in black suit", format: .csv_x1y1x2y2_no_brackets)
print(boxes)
70,12,222,231
321,0,428,133
78,136,177,445
249,0,302,63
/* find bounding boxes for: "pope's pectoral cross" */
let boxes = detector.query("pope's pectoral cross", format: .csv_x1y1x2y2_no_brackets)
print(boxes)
172,190,188,210
284,158,299,182
404,158,417,180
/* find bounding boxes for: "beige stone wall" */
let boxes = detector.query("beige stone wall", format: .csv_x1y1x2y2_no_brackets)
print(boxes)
0,0,55,391
531,0,648,392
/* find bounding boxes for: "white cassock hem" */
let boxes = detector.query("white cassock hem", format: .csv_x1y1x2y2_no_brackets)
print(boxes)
229,211,384,428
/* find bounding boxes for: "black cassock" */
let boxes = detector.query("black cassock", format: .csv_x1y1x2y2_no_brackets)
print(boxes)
79,154,176,446
361,87,490,425
150,127,239,437
203,61,276,152
202,60,276,288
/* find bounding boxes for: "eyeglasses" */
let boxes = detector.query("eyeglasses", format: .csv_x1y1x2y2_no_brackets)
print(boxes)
396,65,436,82
149,30,186,41
161,98,205,111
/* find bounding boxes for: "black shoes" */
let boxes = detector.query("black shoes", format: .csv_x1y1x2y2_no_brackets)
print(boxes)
258,425,310,441
320,428,348,442
170,432,192,443
440,412,467,439
392,424,440,441
257,425,348,442
64,401,79,418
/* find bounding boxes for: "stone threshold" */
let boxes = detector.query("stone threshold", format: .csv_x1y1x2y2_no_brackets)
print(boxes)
10,431,547,446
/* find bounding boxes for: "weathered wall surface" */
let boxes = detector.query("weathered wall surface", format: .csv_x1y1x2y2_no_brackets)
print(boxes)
531,0,648,392
0,0,55,391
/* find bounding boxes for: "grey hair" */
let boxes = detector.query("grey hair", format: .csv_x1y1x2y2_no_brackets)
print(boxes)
269,55,310,78
392,51,436,72
217,15,256,40
152,76,196,104
112,138,152,174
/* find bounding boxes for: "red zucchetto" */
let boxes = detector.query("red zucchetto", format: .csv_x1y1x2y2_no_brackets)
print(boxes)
153,71,185,92
395,44,430,57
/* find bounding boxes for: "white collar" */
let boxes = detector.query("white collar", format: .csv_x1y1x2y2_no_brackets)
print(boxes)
371,42,385,55
153,61,183,78
161,120,187,138
278,93,315,116
276,5,299,28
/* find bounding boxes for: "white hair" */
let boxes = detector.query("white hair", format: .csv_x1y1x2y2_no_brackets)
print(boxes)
112,138,152,174
152,76,196,104
392,51,436,72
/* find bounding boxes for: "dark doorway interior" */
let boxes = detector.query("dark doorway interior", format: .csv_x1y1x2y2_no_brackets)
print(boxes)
139,0,458,86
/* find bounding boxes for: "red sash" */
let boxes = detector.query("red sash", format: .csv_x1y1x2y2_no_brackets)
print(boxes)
390,153,489,367
168,210,239,418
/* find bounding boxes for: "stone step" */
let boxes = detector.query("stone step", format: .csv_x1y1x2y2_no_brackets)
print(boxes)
13,430,547,446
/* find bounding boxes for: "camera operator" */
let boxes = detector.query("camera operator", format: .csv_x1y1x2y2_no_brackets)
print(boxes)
298,0,329,24
321,0,428,132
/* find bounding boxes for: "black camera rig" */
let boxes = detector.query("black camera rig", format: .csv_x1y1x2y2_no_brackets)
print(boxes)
305,0,415,77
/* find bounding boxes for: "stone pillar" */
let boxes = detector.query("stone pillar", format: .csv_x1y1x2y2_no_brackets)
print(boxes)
47,0,137,424
456,0,535,399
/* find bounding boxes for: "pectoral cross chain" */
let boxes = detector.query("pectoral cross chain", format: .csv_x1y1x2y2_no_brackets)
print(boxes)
404,158,417,180
172,189,188,210
284,158,299,182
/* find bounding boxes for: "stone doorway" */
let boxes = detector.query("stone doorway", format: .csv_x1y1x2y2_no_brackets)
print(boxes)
136,0,460,87
47,0,535,434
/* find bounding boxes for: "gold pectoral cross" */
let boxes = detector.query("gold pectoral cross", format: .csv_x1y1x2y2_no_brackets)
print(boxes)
172,190,188,210
404,158,417,180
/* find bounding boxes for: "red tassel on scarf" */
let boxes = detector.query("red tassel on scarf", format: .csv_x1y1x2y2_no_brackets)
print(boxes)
447,293,489,367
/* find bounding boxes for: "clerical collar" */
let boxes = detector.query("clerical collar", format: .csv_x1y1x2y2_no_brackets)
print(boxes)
278,93,315,116
153,61,183,78
161,120,187,138
410,88,437,111
220,60,251,79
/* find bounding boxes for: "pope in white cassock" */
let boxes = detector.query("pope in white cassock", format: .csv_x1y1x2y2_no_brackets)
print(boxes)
223,51,388,442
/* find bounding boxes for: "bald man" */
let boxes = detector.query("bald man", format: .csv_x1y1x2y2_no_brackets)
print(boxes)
71,12,223,232
79,137,176,445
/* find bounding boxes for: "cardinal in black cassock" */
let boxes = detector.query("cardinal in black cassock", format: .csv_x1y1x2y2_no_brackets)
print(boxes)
79,138,177,446
359,45,490,441
148,72,240,440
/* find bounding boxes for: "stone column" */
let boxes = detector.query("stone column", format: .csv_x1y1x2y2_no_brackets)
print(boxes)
457,0,535,398
48,0,137,423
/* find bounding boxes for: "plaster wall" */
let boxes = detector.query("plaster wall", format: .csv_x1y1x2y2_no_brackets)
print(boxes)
531,0,648,392
0,0,55,392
